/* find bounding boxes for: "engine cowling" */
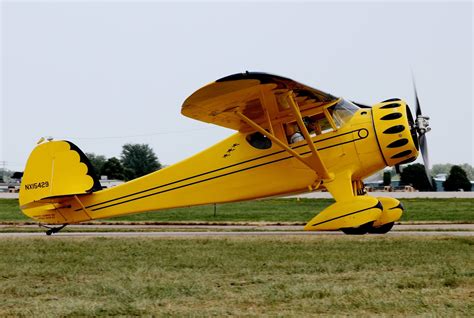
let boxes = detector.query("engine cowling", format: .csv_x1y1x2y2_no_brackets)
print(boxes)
372,99,419,167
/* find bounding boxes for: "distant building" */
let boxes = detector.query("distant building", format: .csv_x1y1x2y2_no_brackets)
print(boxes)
434,174,447,192
99,176,124,189
364,173,402,192
0,182,20,193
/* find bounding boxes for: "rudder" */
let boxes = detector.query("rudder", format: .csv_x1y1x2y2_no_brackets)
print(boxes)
19,140,101,210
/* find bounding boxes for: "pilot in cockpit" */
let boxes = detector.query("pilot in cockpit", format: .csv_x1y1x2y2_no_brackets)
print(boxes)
288,116,316,144
303,116,316,134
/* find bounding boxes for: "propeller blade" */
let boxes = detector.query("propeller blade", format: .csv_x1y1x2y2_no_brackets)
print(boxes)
412,77,422,117
412,73,432,189
419,134,433,188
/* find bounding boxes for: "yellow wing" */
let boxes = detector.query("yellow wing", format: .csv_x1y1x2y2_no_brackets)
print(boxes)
182,72,334,180
181,72,337,131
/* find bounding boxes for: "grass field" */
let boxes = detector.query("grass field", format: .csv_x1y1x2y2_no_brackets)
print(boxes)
1,198,473,223
0,236,472,316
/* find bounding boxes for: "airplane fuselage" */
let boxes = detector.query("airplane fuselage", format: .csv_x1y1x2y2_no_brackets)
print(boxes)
21,106,394,224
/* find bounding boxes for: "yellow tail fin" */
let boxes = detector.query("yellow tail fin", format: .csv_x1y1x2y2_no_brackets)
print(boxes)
19,140,101,210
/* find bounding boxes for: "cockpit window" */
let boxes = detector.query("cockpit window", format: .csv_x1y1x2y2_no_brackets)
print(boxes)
284,99,359,143
327,99,359,128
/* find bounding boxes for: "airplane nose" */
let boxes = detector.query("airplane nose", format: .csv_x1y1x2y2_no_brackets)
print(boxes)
372,99,419,166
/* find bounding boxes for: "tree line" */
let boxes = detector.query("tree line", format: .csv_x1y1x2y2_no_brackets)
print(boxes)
383,163,472,192
87,143,161,181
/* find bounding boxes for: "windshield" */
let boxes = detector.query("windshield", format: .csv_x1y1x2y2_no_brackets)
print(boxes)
328,99,359,128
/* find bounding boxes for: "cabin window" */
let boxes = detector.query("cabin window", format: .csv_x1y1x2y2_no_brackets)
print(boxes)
285,111,336,144
327,99,359,128
246,132,272,149
315,116,334,134
308,112,334,135
284,100,358,143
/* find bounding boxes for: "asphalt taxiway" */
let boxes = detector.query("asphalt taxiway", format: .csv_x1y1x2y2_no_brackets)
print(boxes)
0,224,472,238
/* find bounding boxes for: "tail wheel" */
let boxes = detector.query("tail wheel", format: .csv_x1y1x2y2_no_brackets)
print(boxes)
367,222,394,234
341,222,373,235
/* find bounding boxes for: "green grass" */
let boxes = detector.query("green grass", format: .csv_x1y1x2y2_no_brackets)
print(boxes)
2,198,473,223
111,198,332,223
401,198,473,222
0,199,25,222
0,236,472,316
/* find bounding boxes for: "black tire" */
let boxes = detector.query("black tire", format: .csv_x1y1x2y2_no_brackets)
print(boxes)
367,222,394,234
341,222,373,235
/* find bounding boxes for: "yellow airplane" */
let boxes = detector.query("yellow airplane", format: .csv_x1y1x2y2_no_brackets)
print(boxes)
19,72,432,235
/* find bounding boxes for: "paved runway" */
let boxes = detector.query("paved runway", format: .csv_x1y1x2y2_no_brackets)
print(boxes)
2,231,474,238
0,224,472,238
0,231,472,238
1,223,473,230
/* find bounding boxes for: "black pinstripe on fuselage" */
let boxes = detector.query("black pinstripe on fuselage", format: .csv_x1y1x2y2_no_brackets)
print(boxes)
78,129,369,212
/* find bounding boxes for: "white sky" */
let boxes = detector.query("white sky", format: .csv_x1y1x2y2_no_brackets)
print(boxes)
1,1,473,171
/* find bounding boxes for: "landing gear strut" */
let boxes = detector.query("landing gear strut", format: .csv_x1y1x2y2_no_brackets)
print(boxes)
40,224,67,236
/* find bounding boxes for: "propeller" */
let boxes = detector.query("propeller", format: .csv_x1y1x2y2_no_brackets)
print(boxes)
411,80,433,188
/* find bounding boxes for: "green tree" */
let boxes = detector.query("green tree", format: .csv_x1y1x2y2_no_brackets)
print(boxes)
459,163,473,180
0,168,12,183
383,171,391,186
432,163,473,180
121,143,161,180
86,153,107,176
400,163,433,191
11,172,23,180
101,157,125,180
443,165,472,191
431,163,452,177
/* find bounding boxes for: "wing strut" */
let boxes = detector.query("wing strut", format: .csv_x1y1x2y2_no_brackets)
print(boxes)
236,91,332,180
235,111,313,171
73,195,92,220
260,89,275,135
282,92,331,179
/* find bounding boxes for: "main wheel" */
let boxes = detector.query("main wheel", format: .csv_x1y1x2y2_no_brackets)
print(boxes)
341,222,373,235
367,222,394,234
